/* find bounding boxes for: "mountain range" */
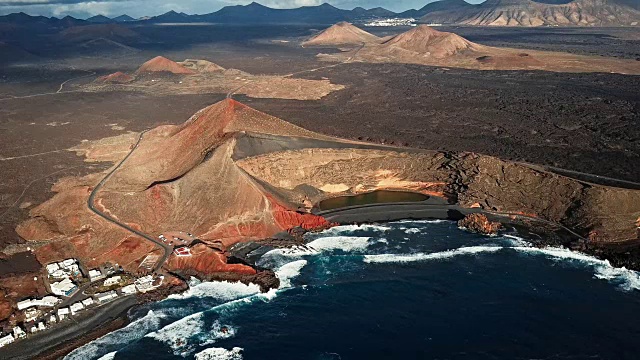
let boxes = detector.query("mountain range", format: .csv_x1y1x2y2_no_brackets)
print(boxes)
1,0,639,27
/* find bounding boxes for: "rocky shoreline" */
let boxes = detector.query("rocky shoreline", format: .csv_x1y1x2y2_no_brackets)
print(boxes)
8,203,640,359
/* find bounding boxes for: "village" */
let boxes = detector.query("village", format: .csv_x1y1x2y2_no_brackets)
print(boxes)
0,231,197,349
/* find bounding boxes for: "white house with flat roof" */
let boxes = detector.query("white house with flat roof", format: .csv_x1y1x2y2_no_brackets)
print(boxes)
17,296,62,310
51,278,78,297
0,334,14,348
12,326,25,339
88,269,104,281
121,284,137,295
82,298,94,307
45,263,60,274
103,276,121,287
57,307,70,320
70,302,84,315
37,322,45,331
95,290,118,303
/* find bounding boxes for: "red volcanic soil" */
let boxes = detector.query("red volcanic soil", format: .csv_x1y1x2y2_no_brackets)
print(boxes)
166,244,256,275
380,24,480,58
136,56,196,75
303,21,381,46
96,71,134,84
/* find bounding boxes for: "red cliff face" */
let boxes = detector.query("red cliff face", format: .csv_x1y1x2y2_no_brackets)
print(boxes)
166,244,256,275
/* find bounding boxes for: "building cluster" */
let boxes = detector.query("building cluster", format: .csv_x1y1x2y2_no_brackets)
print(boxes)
363,18,418,27
46,258,82,297
0,258,166,349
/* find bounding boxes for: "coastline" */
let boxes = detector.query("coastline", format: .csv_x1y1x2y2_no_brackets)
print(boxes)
1,296,137,360
7,202,636,359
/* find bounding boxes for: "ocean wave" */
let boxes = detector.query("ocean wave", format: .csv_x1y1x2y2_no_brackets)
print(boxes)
363,245,503,263
390,219,450,225
195,347,244,360
307,236,373,252
65,309,168,360
512,246,640,291
320,224,392,234
146,260,307,356
96,352,117,360
276,260,307,289
167,280,261,301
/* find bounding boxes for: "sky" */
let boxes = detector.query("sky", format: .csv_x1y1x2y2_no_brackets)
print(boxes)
0,0,483,18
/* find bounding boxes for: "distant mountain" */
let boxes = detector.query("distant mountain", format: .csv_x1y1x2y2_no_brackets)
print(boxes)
398,0,473,18
146,2,395,24
0,12,86,27
113,15,136,22
149,10,192,23
420,0,640,26
86,15,113,23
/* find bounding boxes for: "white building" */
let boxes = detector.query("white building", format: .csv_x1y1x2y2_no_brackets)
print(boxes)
0,334,14,348
49,315,57,324
50,269,68,279
88,269,104,281
61,259,76,268
37,322,45,331
12,326,26,339
30,326,37,334
17,296,62,310
50,278,78,297
57,307,70,321
24,308,41,322
82,298,94,307
95,290,118,303
103,276,121,287
70,302,84,315
45,263,60,274
135,275,163,293
121,284,137,295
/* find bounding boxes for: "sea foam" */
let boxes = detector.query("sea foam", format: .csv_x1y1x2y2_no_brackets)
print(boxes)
195,347,244,360
363,245,503,263
64,309,168,360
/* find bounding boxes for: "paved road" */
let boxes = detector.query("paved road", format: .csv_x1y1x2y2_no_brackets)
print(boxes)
87,130,172,273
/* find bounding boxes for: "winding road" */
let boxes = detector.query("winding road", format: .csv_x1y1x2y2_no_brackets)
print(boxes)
87,130,172,273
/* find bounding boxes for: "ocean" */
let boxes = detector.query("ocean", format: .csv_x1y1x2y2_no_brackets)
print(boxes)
65,220,640,360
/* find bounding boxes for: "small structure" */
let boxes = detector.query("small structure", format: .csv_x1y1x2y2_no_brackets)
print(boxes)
95,290,118,304
70,302,84,315
50,269,68,279
81,298,94,307
49,315,57,324
103,276,122,287
45,263,60,274
30,326,37,334
37,322,45,331
24,308,41,322
0,334,14,348
50,278,78,297
121,284,137,295
135,275,163,293
57,307,70,321
88,269,105,282
60,259,76,268
12,326,26,339
174,247,191,257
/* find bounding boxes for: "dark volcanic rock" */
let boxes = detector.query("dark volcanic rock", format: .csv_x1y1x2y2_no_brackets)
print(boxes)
458,213,502,235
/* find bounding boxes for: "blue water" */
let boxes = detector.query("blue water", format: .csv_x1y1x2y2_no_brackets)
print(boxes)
66,220,640,360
